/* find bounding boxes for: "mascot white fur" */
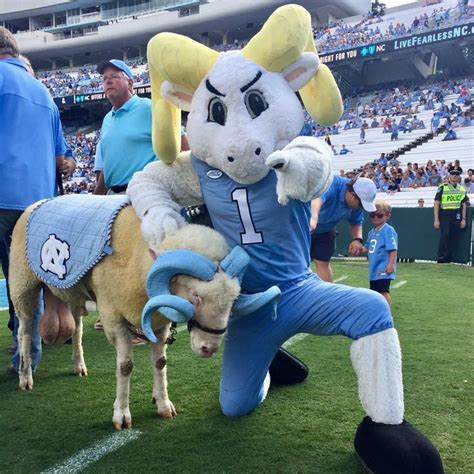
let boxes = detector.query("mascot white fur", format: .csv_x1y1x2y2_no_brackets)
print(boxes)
128,5,443,472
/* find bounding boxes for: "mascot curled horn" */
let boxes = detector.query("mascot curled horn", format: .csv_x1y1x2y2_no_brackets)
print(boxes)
128,4,443,472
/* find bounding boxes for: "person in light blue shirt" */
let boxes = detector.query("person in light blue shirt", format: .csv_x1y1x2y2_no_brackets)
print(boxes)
389,156,400,167
390,121,399,141
310,176,377,282
431,113,440,133
94,60,189,195
361,200,398,306
0,27,66,374
339,144,352,155
379,175,390,193
93,59,157,194
377,153,388,166
442,127,457,141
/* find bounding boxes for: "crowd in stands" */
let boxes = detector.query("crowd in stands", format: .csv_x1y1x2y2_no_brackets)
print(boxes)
34,1,474,99
38,57,149,98
303,75,474,197
304,77,473,145
61,73,474,198
62,131,99,193
339,158,474,196
314,0,474,54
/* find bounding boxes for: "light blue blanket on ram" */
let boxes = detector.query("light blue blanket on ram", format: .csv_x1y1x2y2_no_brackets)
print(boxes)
26,194,129,288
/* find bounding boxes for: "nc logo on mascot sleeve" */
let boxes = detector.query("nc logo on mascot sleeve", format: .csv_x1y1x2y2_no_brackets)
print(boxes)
206,169,223,180
40,234,70,279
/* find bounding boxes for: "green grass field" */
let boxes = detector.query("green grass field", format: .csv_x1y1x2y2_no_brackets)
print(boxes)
0,260,472,473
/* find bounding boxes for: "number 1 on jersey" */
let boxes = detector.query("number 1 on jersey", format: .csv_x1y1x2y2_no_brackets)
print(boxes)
231,188,263,244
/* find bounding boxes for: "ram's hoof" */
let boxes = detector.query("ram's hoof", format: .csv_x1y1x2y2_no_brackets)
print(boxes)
157,400,177,418
354,416,444,473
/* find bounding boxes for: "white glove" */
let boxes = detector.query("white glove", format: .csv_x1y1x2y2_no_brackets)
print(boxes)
141,206,185,252
266,137,333,205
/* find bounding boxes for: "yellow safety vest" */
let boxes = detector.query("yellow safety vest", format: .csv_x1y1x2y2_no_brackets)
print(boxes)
439,183,466,210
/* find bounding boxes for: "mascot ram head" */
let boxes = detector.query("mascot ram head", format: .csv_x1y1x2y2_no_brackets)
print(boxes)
147,3,343,184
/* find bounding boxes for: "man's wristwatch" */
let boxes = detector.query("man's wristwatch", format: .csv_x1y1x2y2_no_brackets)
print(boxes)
352,238,364,244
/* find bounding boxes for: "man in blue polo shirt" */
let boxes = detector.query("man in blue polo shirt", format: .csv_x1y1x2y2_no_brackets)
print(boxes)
93,59,157,195
0,27,66,373
94,59,189,195
310,176,376,282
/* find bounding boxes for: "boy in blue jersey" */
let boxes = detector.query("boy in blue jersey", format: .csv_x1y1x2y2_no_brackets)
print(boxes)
361,200,398,306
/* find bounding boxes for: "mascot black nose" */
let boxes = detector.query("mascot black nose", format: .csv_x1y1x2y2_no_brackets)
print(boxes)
255,148,261,156
227,156,235,162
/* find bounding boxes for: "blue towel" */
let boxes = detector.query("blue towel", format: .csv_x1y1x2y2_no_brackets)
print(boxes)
27,194,129,288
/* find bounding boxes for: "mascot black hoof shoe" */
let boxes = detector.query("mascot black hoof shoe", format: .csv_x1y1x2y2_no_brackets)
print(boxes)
269,347,309,385
354,416,444,474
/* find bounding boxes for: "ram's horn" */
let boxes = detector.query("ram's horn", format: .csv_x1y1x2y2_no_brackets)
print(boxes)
242,4,310,73
147,33,219,163
146,249,217,298
232,286,281,318
220,246,250,281
141,295,194,342
242,4,342,126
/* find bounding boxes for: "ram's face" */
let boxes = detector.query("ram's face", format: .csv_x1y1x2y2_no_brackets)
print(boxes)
172,273,240,358
186,52,304,184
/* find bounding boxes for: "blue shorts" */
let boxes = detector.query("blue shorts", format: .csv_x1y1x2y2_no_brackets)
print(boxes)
310,229,337,262
219,272,393,417
370,279,392,293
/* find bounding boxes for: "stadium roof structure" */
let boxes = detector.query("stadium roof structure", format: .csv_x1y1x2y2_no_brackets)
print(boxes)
0,0,371,69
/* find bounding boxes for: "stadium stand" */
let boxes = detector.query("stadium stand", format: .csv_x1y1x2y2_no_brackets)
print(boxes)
2,0,473,207
315,0,473,54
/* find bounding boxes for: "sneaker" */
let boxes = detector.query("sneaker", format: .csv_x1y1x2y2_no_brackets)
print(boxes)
269,347,309,385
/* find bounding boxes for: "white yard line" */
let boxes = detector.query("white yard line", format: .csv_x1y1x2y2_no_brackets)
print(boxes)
392,280,407,289
283,333,309,349
333,275,349,283
42,429,142,474
0,307,8,311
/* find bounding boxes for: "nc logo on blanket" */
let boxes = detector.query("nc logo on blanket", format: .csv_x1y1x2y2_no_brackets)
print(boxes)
40,234,70,280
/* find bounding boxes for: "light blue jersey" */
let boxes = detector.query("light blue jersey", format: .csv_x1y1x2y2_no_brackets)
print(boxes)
365,223,398,281
315,175,364,234
191,155,312,293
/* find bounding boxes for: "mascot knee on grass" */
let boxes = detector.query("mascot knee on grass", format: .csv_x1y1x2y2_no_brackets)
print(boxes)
128,4,443,472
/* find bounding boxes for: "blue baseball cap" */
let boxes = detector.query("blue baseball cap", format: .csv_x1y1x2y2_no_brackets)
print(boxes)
97,59,133,80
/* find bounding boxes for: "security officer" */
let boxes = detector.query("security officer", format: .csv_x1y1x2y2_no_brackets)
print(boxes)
433,169,469,263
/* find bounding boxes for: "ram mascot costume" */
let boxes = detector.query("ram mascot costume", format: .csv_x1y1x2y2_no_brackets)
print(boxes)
128,4,443,472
